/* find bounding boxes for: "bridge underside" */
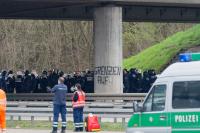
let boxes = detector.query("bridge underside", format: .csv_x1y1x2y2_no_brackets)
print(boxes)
1,0,200,22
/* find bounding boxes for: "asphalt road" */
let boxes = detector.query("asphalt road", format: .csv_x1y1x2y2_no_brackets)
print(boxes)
7,129,124,133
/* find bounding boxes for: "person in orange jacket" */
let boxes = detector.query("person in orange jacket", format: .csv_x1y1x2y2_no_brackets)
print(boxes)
72,83,85,132
0,89,6,133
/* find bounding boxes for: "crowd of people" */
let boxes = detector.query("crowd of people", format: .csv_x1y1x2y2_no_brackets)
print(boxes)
0,68,157,93
123,68,157,93
0,69,94,94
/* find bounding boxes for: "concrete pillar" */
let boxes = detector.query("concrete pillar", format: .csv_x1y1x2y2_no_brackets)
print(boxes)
94,5,123,94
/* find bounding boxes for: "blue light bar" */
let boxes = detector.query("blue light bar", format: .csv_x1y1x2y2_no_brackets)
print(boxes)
179,53,200,62
179,53,191,62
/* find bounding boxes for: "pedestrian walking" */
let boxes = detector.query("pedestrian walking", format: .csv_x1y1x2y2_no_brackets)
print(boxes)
72,83,86,132
0,89,6,133
50,77,68,133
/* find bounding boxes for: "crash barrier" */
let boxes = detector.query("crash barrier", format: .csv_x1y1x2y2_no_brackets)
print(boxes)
6,112,131,125
6,93,147,125
6,101,133,125
7,93,146,102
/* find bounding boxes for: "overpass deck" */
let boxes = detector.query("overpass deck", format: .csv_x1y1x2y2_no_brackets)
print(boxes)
1,0,200,22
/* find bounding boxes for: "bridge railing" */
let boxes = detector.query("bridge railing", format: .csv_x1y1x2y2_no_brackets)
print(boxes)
6,93,147,124
6,93,147,102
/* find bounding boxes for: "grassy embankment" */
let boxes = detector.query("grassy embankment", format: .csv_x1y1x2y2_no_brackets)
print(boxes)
124,24,200,72
7,120,125,131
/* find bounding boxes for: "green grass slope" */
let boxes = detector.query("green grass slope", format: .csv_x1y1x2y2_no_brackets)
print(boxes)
123,24,200,72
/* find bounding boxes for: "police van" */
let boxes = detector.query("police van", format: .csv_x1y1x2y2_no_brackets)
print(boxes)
126,53,200,133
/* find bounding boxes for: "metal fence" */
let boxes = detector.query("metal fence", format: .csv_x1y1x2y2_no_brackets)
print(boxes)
7,93,146,102
6,93,147,124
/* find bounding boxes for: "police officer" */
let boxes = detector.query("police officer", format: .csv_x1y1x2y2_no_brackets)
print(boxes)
30,70,39,93
52,69,59,87
38,71,48,93
64,75,72,93
72,83,86,132
148,69,157,86
0,89,6,133
58,71,64,78
50,77,68,133
142,71,151,93
15,71,23,93
128,68,138,93
0,71,7,92
123,69,129,93
6,70,15,93
84,71,94,93
22,70,32,93
136,70,142,93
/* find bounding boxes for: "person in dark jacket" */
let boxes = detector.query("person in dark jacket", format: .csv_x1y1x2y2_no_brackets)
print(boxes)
6,70,15,93
38,71,48,93
123,69,129,93
142,71,151,93
148,69,157,86
0,71,7,92
47,69,59,89
59,71,64,78
47,70,54,88
64,75,72,93
22,70,32,93
136,71,143,93
84,71,94,93
15,71,23,93
52,70,59,87
50,77,68,133
31,70,39,93
128,68,138,93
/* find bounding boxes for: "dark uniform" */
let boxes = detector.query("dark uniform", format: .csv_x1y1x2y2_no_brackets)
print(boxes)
74,74,84,87
6,73,15,93
51,82,68,133
64,75,72,93
123,69,129,93
128,69,138,93
48,70,59,88
84,71,94,93
52,71,59,87
148,69,157,86
15,72,23,93
0,71,7,92
136,71,143,93
38,72,48,93
22,70,32,93
142,71,151,93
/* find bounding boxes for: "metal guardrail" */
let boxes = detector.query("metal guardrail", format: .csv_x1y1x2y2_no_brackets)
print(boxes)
6,93,147,124
6,101,133,123
7,93,147,102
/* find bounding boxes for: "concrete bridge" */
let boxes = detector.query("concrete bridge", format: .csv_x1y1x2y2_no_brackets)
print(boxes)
1,0,200,21
0,0,199,94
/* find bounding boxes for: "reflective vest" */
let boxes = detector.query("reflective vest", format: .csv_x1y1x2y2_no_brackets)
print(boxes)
0,89,6,111
72,90,85,108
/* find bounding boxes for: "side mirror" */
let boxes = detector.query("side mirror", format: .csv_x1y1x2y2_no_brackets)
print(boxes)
133,101,143,112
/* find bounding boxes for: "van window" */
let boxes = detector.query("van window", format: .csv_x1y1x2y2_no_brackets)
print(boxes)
172,81,200,109
143,85,166,112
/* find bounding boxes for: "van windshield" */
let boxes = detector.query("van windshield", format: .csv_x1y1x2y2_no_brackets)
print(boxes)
143,84,166,112
172,81,200,109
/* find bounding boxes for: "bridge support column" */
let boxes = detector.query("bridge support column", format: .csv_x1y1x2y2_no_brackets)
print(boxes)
94,5,123,94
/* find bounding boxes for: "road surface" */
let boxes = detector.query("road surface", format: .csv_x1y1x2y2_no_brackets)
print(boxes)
7,129,124,133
